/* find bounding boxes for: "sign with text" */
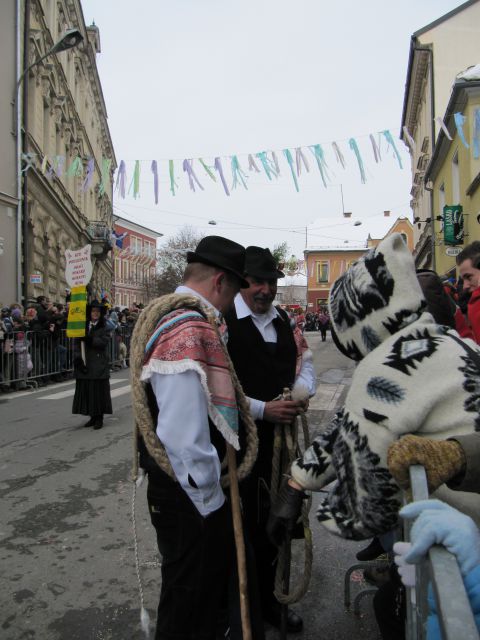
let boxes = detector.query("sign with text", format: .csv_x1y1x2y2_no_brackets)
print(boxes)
443,205,464,246
65,245,93,287
29,273,42,284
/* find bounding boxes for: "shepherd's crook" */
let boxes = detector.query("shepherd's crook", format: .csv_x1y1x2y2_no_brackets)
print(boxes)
227,444,252,640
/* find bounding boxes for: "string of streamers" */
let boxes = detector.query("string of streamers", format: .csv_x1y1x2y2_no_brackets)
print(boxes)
231,156,248,190
369,134,381,163
151,161,159,204
382,130,403,169
115,160,127,199
454,112,470,149
129,160,140,199
99,158,112,196
183,159,204,192
256,151,278,181
66,156,83,178
436,116,453,141
349,138,366,184
214,157,230,196
248,154,261,173
81,157,95,192
283,149,299,192
198,158,217,182
21,152,37,174
402,126,416,152
169,160,178,196
295,147,310,176
474,108,480,160
332,142,346,169
309,144,329,188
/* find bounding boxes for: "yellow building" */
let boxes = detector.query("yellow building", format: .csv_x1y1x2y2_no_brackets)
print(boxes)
424,74,480,279
305,217,414,310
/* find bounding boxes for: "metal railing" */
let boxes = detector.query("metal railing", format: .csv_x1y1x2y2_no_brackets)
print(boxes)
1,326,132,390
406,465,479,640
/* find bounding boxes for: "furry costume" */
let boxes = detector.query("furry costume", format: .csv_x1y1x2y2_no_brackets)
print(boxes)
291,234,480,539
130,293,258,485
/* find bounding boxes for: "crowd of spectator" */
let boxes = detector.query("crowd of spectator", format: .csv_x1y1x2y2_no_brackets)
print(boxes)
0,296,141,393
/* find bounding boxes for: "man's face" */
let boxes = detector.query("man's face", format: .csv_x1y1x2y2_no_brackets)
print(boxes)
241,276,277,314
459,258,480,292
91,308,101,321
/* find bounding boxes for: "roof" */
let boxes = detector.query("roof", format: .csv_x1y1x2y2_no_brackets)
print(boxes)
304,245,367,255
114,215,164,239
413,0,479,38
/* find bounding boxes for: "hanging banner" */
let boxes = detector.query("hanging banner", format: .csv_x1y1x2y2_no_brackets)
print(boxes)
66,286,88,338
443,205,464,246
65,245,93,288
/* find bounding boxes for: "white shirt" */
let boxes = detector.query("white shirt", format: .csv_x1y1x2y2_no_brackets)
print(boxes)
234,294,317,420
147,285,225,516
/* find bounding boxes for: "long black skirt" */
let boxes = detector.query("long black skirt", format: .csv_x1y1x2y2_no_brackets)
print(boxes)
72,378,112,416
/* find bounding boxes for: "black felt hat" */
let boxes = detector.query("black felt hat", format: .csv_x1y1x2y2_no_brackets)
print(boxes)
187,236,249,288
244,246,285,280
87,300,107,316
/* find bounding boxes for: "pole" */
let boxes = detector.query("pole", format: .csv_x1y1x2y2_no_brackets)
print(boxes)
226,444,252,640
340,184,345,216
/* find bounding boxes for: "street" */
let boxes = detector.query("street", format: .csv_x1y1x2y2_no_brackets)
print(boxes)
0,332,380,640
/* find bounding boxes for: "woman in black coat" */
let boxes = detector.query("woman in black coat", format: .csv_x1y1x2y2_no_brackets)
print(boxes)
72,301,112,429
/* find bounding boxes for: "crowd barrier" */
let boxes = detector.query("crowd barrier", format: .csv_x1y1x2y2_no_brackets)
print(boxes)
406,465,479,640
0,326,132,390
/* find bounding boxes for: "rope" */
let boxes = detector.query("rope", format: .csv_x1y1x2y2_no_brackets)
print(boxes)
272,390,313,605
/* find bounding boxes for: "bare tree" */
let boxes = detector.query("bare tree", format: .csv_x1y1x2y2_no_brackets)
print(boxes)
155,226,205,296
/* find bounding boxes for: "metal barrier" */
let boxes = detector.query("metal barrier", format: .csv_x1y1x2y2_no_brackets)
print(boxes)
406,465,479,640
0,326,132,391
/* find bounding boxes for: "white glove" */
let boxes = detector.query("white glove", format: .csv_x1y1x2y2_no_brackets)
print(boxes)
393,541,416,587
399,499,480,578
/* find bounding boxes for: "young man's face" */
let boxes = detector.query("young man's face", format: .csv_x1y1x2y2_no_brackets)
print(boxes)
458,258,480,292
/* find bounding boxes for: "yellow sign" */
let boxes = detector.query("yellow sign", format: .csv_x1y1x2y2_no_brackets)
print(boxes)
67,286,87,337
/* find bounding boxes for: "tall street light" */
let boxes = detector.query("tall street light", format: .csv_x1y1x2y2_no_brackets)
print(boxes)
15,26,83,303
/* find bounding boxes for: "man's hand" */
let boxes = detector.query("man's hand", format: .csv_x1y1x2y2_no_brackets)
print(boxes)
266,479,307,546
387,434,466,492
263,400,303,424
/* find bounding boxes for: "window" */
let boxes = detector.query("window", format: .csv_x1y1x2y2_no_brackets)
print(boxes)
316,261,329,283
400,233,408,245
130,236,142,255
452,151,460,204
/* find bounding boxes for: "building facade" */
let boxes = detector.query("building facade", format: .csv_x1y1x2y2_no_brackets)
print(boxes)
400,0,480,268
9,0,116,305
112,216,162,309
425,76,480,278
305,217,414,310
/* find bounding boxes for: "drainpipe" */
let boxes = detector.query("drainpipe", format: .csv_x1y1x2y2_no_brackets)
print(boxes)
15,0,22,301
22,0,31,304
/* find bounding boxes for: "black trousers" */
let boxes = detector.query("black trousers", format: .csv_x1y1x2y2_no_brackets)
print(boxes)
147,474,234,640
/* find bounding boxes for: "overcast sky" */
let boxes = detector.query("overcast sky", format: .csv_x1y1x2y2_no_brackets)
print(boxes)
81,0,466,258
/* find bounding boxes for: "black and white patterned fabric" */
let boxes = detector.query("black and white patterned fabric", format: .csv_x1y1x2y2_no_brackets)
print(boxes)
292,233,480,539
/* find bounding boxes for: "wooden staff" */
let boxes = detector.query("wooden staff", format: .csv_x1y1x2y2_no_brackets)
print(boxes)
226,444,252,640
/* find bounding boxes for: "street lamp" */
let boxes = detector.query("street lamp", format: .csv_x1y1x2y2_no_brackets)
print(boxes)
15,28,83,303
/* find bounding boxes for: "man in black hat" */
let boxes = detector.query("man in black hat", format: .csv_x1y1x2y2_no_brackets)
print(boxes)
225,246,316,633
132,236,258,640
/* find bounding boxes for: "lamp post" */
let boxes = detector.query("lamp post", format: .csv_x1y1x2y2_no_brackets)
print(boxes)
15,23,83,303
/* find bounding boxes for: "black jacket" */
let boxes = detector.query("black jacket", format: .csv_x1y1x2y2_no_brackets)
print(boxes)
74,320,111,380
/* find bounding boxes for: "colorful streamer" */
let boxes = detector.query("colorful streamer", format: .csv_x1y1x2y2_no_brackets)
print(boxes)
369,134,381,163
349,138,366,184
115,160,127,199
41,155,48,174
256,151,277,181
332,142,346,168
295,148,310,176
214,157,230,196
473,108,480,160
81,157,95,192
454,112,470,149
402,126,416,152
231,156,248,190
282,149,299,192
55,156,65,177
99,158,112,196
198,158,217,182
382,130,403,169
151,160,159,204
436,117,453,141
169,160,178,196
309,144,329,187
248,154,261,173
183,159,204,192
66,155,83,178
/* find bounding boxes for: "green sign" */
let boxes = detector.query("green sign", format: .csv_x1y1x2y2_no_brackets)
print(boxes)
443,205,464,245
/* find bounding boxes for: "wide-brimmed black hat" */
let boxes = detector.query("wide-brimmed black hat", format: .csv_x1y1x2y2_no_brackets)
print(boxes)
244,246,285,280
187,236,249,288
87,300,107,315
